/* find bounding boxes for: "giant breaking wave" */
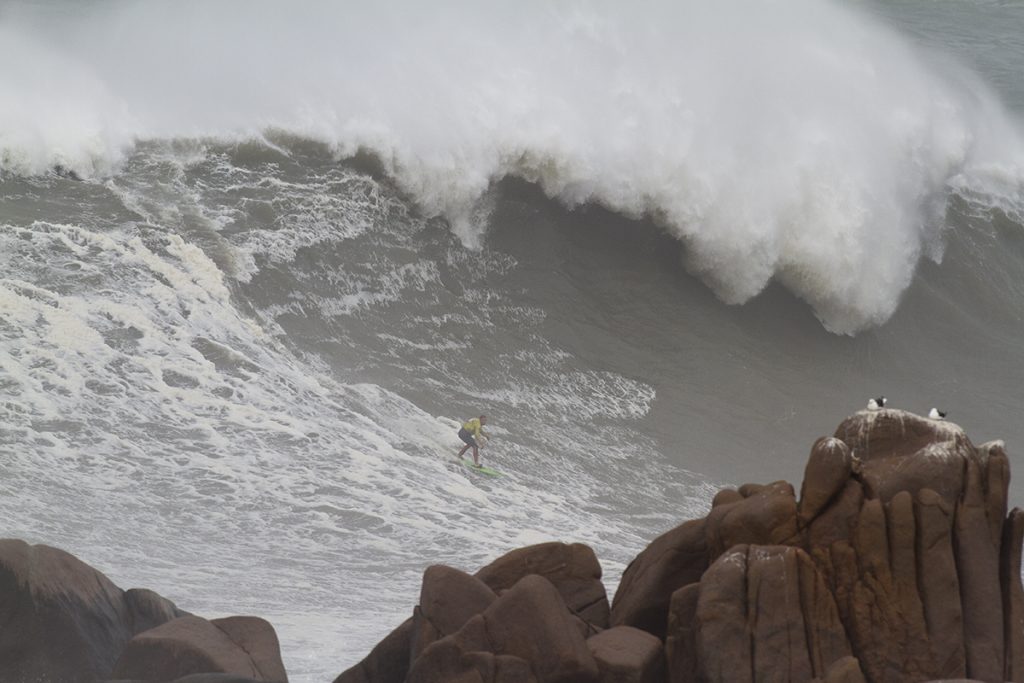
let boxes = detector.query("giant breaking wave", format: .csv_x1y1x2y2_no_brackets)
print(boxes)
1,0,1023,333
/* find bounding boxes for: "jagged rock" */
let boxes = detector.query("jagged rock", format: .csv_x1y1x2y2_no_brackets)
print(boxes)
332,618,413,683
980,441,1011,546
705,480,799,558
407,639,536,683
1001,507,1024,681
475,542,609,628
478,575,598,682
664,583,699,683
805,479,864,548
796,411,1022,682
585,626,663,683
412,575,598,683
422,565,497,634
799,437,853,524
412,565,497,659
955,453,1006,681
693,544,850,682
917,489,967,678
110,615,287,682
212,617,288,683
125,588,191,633
611,518,707,638
886,490,926,640
832,410,973,504
711,488,743,507
0,539,185,683
805,480,968,680
343,548,604,683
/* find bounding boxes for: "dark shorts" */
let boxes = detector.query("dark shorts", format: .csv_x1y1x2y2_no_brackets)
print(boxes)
458,428,478,447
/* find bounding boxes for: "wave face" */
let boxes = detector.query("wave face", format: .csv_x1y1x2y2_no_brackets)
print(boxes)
0,150,717,679
3,2,1024,682
3,0,1023,332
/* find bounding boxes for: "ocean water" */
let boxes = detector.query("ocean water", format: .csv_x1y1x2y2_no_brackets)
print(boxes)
2,1,1023,680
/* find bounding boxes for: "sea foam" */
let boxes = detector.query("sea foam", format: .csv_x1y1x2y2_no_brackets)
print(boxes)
1,0,1022,332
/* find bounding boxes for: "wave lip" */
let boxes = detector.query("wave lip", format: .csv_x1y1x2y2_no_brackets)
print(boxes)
2,0,1023,333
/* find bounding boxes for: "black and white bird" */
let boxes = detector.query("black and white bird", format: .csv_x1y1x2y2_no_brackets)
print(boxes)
867,396,887,411
928,408,947,420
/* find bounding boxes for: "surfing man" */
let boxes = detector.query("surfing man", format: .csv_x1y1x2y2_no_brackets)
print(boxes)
457,415,489,467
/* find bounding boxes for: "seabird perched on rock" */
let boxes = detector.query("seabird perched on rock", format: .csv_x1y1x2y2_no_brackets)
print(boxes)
867,396,887,411
929,408,947,420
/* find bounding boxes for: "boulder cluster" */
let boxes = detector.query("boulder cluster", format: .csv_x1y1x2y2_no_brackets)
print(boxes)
0,538,288,683
3,409,1022,683
338,410,1024,683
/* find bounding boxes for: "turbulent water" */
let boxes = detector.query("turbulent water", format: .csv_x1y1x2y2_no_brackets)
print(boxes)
2,1,1024,680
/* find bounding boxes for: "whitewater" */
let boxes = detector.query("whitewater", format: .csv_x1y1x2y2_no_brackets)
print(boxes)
2,0,1024,680
4,0,1024,332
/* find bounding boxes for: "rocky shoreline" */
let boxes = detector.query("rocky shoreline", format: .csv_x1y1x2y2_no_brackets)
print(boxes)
3,409,1021,682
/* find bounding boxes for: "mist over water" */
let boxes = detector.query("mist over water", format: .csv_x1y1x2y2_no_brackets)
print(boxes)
3,1,1024,681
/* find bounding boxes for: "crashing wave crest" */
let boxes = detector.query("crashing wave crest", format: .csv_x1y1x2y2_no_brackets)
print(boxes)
2,0,1023,333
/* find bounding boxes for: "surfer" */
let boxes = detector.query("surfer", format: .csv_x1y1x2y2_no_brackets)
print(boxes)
457,415,489,467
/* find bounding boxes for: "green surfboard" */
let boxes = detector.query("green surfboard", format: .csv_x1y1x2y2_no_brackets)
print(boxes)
462,459,503,477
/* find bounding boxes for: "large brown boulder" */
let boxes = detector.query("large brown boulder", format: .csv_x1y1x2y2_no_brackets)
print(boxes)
476,575,598,682
799,437,854,525
412,565,497,659
125,588,188,634
213,617,288,683
406,638,536,683
332,618,413,683
704,480,799,557
664,583,700,683
955,450,1006,681
475,543,609,628
110,615,287,682
0,539,185,682
612,480,798,641
610,518,708,638
810,489,961,682
585,626,664,683
809,413,1018,682
412,575,598,683
689,544,851,682
1002,507,1024,681
344,548,604,683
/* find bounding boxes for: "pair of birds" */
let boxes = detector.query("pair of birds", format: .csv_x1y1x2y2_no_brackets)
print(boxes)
866,396,947,420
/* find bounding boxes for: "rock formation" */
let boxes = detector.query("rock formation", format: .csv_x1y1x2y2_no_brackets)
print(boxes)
336,542,609,683
338,409,1024,683
111,615,289,682
0,539,287,683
